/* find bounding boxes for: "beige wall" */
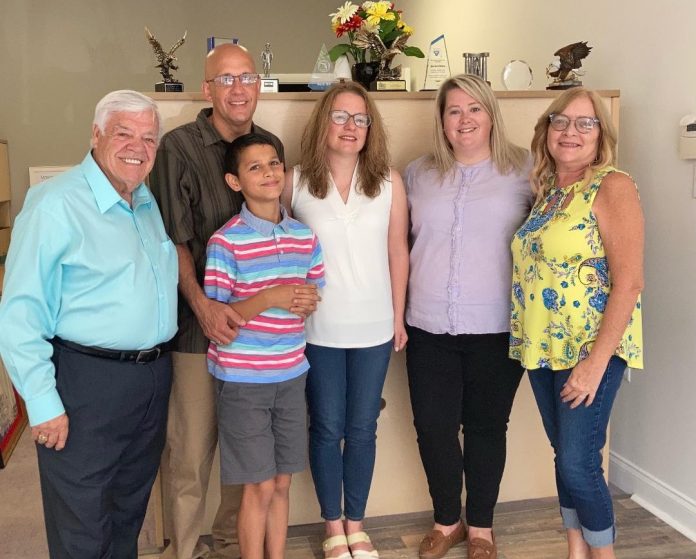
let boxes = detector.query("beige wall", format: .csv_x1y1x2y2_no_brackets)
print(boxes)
3,0,696,540
0,0,339,216
374,0,696,539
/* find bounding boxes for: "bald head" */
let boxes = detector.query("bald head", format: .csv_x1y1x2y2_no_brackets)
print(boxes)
205,44,256,80
202,43,261,141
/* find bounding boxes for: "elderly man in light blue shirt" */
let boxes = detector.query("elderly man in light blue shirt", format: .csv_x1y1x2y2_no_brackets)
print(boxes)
0,90,178,558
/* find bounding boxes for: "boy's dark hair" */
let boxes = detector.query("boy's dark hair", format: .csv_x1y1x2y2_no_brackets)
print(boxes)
224,133,278,176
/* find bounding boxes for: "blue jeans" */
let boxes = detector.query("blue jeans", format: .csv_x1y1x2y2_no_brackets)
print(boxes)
528,356,626,548
305,340,392,521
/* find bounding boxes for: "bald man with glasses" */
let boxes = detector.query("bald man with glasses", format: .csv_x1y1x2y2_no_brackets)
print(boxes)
149,44,289,559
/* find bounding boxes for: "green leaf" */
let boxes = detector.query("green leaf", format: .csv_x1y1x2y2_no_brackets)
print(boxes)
382,29,401,44
379,20,398,38
403,45,425,58
329,44,353,62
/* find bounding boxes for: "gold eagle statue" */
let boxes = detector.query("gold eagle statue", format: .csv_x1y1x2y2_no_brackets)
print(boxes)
145,26,187,84
548,41,592,83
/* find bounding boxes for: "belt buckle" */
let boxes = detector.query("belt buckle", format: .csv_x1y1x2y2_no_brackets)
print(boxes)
135,347,160,364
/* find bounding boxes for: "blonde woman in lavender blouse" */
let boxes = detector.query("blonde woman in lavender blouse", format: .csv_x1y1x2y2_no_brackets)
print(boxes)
404,75,534,559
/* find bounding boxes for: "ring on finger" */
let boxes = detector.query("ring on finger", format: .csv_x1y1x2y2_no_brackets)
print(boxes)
37,433,48,444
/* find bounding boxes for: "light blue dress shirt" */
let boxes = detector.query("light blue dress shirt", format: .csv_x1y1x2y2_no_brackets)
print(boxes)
0,152,178,426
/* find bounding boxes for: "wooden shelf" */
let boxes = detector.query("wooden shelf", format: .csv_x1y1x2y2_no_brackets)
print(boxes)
0,227,9,256
147,89,620,102
0,141,9,202
0,201,9,229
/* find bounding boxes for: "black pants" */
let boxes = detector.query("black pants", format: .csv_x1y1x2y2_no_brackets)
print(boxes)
406,326,523,527
37,341,172,559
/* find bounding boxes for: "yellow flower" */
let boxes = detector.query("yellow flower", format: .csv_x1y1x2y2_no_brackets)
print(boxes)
364,1,395,26
399,21,413,34
330,1,359,24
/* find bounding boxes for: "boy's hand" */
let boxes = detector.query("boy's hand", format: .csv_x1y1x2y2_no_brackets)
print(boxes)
289,284,321,318
267,284,321,318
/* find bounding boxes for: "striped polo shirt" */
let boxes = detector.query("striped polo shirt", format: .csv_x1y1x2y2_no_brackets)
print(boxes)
204,203,325,383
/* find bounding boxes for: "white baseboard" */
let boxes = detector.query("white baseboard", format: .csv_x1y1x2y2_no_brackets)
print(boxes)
610,451,696,542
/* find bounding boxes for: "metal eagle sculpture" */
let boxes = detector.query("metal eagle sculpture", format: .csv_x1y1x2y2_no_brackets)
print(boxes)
353,29,411,80
145,27,187,84
547,41,592,88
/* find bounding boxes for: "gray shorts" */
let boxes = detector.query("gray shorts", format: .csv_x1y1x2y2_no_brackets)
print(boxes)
216,373,307,484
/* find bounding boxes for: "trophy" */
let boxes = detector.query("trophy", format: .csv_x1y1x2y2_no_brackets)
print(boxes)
259,43,279,93
207,36,238,53
463,52,489,83
352,30,411,91
145,27,186,92
309,44,335,91
423,34,451,91
546,41,592,90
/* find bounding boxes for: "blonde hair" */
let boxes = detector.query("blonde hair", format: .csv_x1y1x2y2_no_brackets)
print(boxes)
530,87,617,201
430,74,528,177
299,82,390,199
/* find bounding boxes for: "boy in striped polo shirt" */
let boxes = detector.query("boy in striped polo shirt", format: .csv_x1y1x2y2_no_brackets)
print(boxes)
204,133,324,559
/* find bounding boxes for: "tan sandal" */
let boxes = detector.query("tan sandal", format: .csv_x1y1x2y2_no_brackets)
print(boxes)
322,534,352,559
346,531,379,559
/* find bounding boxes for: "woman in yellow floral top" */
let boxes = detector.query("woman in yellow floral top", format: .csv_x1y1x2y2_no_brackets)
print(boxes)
510,88,643,559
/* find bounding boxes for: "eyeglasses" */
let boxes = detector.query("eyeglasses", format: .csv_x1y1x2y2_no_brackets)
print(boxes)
329,110,372,128
549,114,600,134
206,73,259,87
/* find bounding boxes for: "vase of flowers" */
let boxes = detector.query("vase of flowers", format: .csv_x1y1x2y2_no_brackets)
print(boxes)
351,61,380,88
329,1,424,86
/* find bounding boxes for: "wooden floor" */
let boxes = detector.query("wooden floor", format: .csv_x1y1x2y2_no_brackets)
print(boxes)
274,494,696,559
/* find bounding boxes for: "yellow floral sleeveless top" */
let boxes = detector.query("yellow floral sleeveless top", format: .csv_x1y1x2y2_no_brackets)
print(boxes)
509,166,643,370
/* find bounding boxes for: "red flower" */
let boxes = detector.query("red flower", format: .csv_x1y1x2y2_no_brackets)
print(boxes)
345,14,362,30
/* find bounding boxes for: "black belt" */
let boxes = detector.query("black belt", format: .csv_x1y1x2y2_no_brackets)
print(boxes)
53,337,164,364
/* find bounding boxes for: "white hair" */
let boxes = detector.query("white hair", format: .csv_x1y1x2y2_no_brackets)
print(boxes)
92,90,162,146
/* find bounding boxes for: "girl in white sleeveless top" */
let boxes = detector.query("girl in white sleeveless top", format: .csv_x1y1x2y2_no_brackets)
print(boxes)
281,82,408,559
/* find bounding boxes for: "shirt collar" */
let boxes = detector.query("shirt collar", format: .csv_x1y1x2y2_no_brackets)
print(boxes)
82,151,152,214
455,157,492,170
240,202,290,236
196,107,262,148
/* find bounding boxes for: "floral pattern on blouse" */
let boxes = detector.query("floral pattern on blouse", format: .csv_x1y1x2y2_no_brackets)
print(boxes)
509,166,643,370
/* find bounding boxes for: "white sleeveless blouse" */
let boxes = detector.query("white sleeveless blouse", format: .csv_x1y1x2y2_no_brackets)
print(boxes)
291,164,394,347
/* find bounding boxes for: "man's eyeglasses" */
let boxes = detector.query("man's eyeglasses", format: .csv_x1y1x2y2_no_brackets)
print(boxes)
330,110,372,128
549,114,600,134
206,73,259,87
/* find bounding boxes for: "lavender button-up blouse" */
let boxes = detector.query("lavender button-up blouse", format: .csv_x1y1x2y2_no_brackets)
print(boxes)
405,155,534,335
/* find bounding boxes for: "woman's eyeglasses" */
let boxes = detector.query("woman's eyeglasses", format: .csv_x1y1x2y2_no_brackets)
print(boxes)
330,110,372,128
549,114,600,134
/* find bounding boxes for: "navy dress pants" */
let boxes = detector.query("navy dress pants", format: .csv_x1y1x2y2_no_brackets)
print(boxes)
36,342,172,559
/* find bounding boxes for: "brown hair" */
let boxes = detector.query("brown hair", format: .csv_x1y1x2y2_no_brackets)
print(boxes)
299,82,390,198
530,87,617,201
430,74,528,177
